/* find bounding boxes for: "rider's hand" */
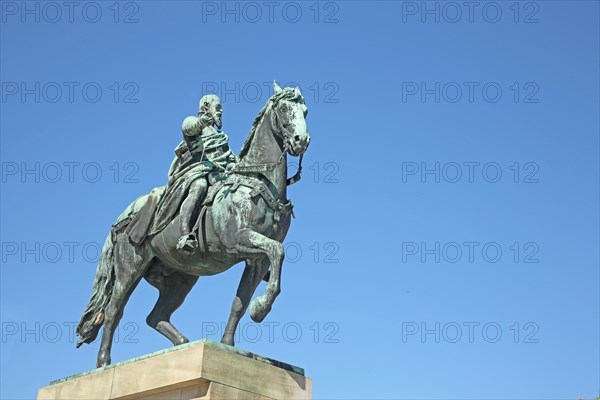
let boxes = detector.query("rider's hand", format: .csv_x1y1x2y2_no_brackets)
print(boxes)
199,114,214,129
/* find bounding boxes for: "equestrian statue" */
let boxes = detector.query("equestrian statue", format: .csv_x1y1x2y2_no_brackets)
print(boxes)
76,82,311,367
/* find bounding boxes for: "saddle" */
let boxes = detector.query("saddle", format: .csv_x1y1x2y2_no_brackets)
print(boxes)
202,173,294,222
126,172,293,246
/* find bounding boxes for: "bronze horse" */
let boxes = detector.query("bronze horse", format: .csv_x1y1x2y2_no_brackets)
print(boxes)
76,85,311,367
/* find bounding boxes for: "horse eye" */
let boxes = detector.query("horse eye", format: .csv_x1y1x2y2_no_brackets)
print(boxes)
280,105,288,112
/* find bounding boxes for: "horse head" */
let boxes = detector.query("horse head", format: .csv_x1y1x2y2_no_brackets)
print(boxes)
239,82,311,163
270,82,311,157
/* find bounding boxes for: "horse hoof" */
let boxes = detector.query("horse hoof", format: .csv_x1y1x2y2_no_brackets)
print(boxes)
96,353,111,368
175,336,189,345
250,297,271,323
221,336,235,347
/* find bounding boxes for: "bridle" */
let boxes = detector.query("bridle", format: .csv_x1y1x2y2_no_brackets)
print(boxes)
230,99,306,186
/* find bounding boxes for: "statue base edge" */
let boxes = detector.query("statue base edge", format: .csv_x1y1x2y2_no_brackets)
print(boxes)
37,339,311,400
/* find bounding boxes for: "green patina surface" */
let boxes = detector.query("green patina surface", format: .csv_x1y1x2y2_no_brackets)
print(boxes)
75,85,311,371
50,339,304,386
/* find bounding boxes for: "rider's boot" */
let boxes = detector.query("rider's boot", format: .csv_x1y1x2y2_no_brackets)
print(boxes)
176,178,208,254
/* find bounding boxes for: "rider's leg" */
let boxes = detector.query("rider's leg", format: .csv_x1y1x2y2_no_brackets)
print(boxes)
177,177,208,253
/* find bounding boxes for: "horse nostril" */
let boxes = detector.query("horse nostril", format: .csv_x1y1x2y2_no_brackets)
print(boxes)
294,135,301,142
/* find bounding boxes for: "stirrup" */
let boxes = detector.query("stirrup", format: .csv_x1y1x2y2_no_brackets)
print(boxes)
176,234,198,254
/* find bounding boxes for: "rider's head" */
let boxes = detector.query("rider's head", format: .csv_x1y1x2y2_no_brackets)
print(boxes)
199,94,222,129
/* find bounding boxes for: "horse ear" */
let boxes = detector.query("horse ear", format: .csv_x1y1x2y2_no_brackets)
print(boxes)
273,81,282,94
294,87,301,96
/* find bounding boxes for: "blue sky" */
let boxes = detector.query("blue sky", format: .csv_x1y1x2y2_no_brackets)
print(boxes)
1,1,599,399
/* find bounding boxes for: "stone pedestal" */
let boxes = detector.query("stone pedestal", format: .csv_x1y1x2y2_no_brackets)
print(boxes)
37,339,311,400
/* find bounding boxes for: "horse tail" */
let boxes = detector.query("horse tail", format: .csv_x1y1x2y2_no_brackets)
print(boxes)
75,189,161,347
76,232,115,348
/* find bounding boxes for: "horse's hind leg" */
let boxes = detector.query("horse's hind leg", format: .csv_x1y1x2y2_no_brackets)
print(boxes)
145,265,198,346
97,236,150,368
221,257,270,347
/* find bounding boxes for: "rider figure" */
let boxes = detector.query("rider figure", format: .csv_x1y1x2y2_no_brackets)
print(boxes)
125,94,237,251
170,94,237,253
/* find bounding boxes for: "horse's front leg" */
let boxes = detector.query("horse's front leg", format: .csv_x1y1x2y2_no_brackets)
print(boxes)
221,256,270,346
234,230,284,323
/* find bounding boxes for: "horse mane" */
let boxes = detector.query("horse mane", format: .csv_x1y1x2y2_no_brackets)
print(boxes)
238,87,305,159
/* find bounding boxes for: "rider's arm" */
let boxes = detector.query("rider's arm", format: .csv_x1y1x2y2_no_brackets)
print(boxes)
182,115,212,136
182,116,202,136
182,115,214,154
